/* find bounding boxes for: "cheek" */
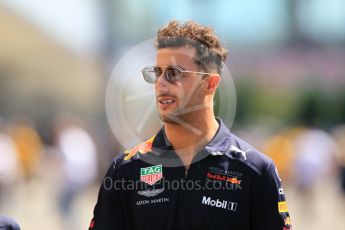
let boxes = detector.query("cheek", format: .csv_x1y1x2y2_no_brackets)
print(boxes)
180,79,201,94
179,82,206,101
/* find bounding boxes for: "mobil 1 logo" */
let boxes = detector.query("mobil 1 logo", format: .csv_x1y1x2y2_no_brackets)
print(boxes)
201,196,237,211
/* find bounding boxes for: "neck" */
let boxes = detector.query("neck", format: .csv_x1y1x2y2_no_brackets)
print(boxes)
164,110,219,169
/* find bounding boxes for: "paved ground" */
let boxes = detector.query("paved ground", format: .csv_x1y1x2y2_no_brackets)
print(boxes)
287,178,345,230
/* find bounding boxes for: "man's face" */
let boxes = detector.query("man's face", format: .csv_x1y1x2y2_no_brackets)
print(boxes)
155,46,209,125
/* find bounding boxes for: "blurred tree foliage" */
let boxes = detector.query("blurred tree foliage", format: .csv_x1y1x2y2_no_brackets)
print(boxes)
215,78,345,130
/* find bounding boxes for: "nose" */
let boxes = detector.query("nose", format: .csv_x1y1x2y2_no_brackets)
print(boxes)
155,71,169,89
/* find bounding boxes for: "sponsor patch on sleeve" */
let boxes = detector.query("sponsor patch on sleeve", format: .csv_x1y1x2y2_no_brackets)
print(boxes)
278,201,289,213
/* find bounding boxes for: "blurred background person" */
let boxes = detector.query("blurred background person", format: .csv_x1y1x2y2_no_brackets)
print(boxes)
0,118,20,209
292,126,338,217
294,128,337,189
9,117,43,183
262,127,304,181
0,214,21,230
331,125,345,196
54,117,98,229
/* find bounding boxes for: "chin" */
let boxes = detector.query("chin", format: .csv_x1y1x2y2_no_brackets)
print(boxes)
159,112,193,126
158,113,177,124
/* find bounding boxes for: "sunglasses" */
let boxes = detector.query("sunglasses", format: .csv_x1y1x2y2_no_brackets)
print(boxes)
141,66,212,85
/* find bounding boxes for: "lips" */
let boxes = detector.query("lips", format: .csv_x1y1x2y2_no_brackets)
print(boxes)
159,99,175,104
157,96,176,109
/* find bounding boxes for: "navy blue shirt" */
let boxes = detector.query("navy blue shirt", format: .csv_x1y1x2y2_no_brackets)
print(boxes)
90,119,292,230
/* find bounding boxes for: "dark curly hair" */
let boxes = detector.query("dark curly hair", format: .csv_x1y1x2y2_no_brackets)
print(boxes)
156,20,228,74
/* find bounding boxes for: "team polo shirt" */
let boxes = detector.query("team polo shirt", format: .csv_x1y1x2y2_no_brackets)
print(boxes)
89,118,292,230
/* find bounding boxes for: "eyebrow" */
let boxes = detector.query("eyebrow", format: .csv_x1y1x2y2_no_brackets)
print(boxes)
166,65,186,70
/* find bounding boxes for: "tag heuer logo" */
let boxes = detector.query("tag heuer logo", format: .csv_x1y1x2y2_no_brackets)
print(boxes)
140,165,163,185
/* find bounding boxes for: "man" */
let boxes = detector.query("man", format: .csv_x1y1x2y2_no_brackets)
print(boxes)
90,20,292,230
0,215,21,230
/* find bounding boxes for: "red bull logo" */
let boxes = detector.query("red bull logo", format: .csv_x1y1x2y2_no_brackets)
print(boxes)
207,172,241,185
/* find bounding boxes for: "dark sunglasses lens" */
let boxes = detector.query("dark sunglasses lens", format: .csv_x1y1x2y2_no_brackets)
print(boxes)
165,67,181,84
153,66,162,77
142,66,181,84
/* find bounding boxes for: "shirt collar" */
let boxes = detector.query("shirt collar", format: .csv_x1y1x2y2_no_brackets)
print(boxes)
152,117,231,156
203,117,232,155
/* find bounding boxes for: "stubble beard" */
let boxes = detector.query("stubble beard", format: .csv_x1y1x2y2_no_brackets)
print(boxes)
158,96,204,126
158,106,185,125
157,83,207,127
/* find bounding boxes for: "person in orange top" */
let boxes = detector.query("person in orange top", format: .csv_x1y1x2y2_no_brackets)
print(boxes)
10,117,43,181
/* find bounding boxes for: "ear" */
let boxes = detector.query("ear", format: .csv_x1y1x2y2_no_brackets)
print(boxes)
205,74,221,95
